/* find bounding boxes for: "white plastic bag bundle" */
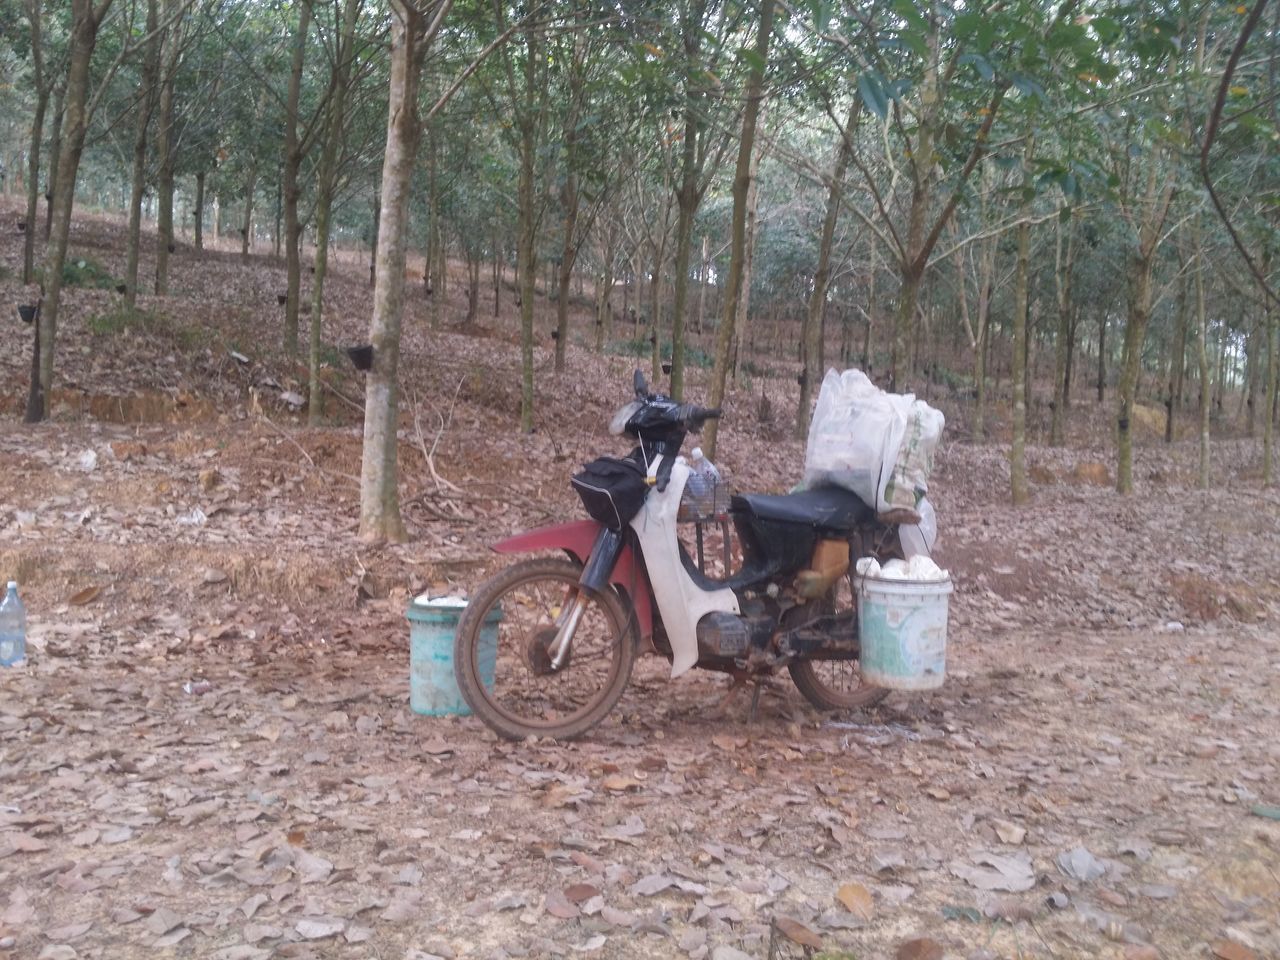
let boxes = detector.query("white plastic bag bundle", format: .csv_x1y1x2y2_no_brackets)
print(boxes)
803,368,944,513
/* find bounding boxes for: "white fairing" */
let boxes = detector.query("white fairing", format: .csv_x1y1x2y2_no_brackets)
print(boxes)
630,456,739,677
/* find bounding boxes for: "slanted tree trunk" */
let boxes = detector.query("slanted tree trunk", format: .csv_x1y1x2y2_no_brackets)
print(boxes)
35,0,113,422
359,0,442,543
154,2,181,295
705,0,773,459
797,99,856,439
125,0,160,307
22,0,49,286
282,1,310,355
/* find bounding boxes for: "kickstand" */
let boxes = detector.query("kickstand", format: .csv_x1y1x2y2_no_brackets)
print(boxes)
748,680,763,724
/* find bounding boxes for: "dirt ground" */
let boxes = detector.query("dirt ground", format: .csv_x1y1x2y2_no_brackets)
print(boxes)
1,199,1278,960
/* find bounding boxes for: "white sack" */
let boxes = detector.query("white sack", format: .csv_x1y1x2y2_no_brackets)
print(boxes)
803,368,944,513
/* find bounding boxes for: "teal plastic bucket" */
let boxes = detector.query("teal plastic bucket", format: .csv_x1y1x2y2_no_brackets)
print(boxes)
407,597,500,716
856,575,952,690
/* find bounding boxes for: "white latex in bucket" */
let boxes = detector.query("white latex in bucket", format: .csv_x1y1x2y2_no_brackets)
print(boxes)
856,575,952,690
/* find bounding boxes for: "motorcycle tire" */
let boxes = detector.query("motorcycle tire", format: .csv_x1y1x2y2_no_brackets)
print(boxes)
453,557,636,741
785,571,888,712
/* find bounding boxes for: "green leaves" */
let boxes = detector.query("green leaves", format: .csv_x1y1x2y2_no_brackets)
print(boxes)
857,70,889,120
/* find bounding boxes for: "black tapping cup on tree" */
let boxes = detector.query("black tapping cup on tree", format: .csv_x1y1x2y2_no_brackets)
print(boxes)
344,345,374,372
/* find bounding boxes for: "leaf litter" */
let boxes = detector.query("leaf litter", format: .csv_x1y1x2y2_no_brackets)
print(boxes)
0,200,1278,958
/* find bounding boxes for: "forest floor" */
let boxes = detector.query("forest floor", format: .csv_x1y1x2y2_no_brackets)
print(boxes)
0,198,1278,960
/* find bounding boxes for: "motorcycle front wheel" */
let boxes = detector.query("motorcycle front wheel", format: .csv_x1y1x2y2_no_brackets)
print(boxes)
453,557,636,741
786,572,888,712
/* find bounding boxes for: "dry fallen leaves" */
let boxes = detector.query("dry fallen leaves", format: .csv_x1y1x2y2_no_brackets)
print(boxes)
1211,941,1258,960
774,916,823,950
896,937,944,960
835,881,874,921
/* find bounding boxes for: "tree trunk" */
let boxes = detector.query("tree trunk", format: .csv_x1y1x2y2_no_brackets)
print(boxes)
731,132,762,385
1195,254,1211,488
1166,276,1188,443
516,22,540,434
369,194,380,286
359,0,439,544
1265,287,1278,485
1050,212,1075,446
669,130,698,399
309,0,360,426
194,171,205,250
1096,312,1106,403
797,99,856,439
1117,257,1154,494
125,0,160,307
44,82,64,239
425,121,440,326
154,3,181,295
34,0,110,421
705,0,773,459
240,166,257,256
22,0,48,286
282,1,310,355
553,38,585,374
465,249,480,324
1010,144,1032,505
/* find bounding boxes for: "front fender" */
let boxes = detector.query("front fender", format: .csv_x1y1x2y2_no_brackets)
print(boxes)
492,521,653,644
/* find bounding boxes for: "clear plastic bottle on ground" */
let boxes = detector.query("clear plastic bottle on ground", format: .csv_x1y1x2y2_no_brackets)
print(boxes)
0,582,27,667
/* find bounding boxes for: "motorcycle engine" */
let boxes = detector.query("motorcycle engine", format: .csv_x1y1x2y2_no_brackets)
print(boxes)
696,611,750,658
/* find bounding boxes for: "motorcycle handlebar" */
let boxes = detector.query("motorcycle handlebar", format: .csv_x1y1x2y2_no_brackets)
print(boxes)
681,405,722,430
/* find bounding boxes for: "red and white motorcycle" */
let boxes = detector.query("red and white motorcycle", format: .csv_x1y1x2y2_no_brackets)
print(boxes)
454,371,912,740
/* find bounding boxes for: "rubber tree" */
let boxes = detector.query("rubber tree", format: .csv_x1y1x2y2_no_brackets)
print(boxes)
797,98,858,440
664,0,734,400
21,0,57,286
704,0,774,460
124,0,160,306
32,0,115,422
153,0,186,294
282,0,312,356
309,0,362,425
359,0,454,542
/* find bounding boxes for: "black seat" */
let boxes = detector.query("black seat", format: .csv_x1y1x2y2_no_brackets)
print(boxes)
730,485,874,532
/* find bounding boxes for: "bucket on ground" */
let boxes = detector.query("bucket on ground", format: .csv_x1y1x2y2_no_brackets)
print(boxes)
856,575,952,690
407,596,500,716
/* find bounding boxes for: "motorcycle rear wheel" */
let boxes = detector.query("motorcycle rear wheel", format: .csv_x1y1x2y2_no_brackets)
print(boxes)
453,557,636,741
786,572,888,712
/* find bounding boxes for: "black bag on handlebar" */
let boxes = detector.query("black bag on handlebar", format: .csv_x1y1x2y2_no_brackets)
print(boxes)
571,456,648,530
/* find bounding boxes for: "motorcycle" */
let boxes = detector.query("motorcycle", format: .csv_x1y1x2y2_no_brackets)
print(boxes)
453,370,914,740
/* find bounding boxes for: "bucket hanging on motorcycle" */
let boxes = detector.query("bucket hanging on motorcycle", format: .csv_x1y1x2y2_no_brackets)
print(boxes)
570,455,649,530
